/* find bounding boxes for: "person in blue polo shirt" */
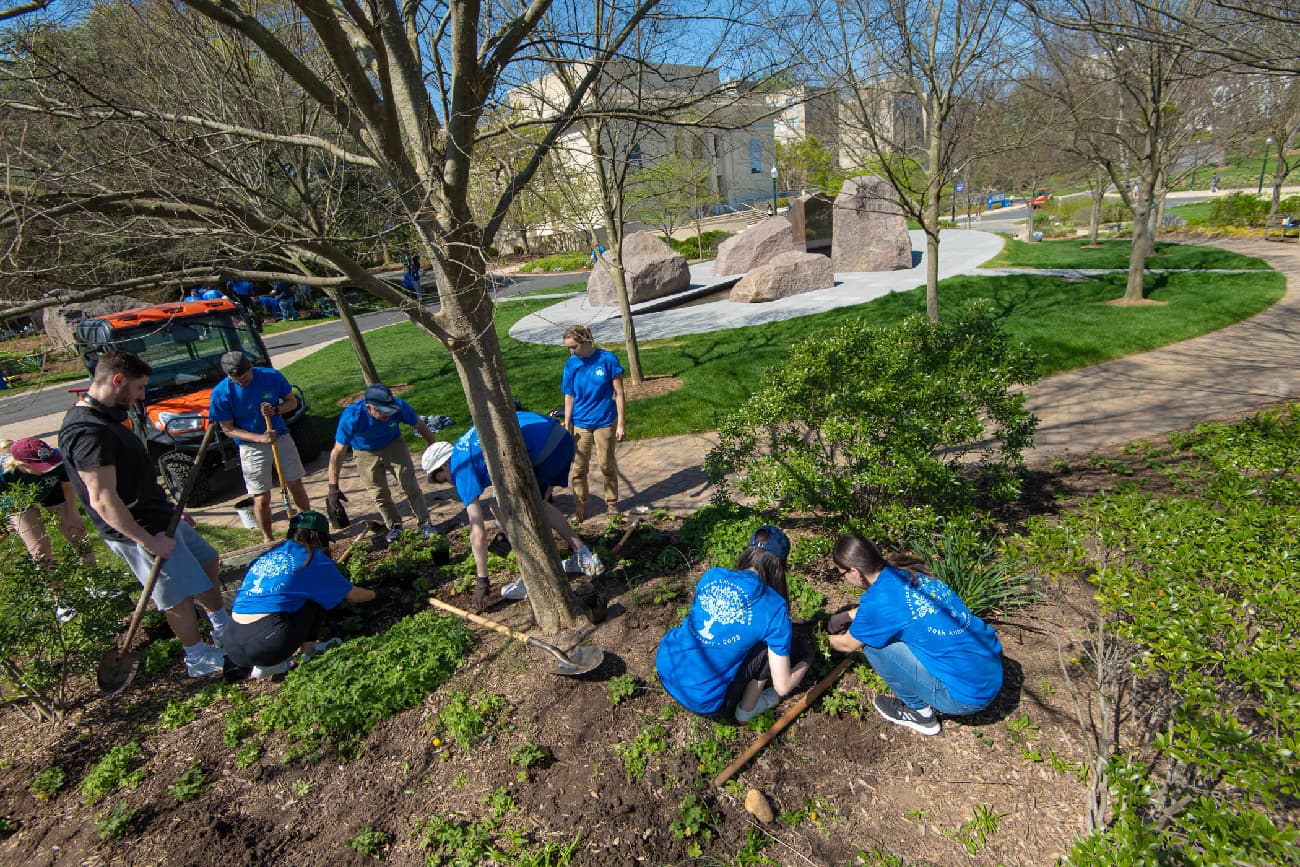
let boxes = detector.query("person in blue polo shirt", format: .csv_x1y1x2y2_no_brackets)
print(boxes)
209,351,312,543
224,509,375,679
827,532,1004,736
560,324,625,520
326,383,439,542
421,410,602,611
656,526,812,723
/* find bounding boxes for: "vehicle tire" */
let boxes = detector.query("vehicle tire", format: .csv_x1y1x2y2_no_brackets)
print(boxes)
289,416,324,463
157,450,211,506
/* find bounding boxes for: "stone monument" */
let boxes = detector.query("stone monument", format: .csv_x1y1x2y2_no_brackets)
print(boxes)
712,216,795,276
729,251,834,303
785,193,834,253
831,175,911,272
586,232,690,307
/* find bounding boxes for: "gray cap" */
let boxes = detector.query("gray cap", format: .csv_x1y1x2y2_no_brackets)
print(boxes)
220,351,253,375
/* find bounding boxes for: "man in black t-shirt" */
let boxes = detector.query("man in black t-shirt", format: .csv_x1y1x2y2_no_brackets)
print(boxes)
59,351,232,678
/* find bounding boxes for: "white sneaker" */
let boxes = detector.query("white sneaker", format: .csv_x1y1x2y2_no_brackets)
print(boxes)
208,623,226,649
561,554,582,573
735,688,781,723
300,637,342,664
501,578,527,600
184,645,225,678
251,659,291,679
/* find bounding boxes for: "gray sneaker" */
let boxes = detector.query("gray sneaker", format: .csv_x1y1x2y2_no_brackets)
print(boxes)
251,659,291,679
576,546,604,576
184,645,225,678
873,695,941,735
419,524,438,539
386,525,403,543
501,578,527,600
735,687,780,723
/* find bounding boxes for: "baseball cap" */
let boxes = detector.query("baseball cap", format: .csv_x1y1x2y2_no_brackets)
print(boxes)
748,525,790,562
220,351,253,376
289,509,331,542
364,383,401,416
10,437,62,473
421,441,453,477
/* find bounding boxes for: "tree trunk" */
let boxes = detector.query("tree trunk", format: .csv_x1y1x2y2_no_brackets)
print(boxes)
1124,195,1151,302
605,251,644,384
1088,173,1104,245
327,288,381,384
431,232,586,633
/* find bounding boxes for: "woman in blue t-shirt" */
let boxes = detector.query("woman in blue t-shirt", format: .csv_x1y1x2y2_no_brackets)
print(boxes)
225,510,375,679
560,324,625,520
827,533,1004,736
656,526,812,723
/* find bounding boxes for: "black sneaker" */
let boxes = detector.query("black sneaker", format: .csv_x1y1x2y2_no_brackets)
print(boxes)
873,695,941,735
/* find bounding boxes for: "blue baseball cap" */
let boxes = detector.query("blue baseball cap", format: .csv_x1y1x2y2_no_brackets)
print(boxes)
748,525,790,561
364,383,401,416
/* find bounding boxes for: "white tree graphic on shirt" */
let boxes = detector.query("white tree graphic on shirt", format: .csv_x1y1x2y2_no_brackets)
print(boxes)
697,581,747,640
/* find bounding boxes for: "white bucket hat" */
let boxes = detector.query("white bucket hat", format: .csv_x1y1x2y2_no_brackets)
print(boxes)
421,441,453,478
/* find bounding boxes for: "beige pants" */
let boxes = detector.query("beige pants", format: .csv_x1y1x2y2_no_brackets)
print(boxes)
352,438,429,527
572,424,618,508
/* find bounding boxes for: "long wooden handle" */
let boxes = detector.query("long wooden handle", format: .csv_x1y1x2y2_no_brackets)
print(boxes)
263,408,293,517
712,656,855,788
427,595,531,645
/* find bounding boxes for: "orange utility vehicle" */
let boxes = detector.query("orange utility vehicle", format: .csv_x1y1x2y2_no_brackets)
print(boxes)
73,298,322,503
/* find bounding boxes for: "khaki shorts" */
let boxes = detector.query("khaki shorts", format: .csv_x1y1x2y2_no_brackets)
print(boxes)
239,436,305,495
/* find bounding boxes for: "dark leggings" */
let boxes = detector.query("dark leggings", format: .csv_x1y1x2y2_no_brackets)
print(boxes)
224,601,325,667
718,633,815,720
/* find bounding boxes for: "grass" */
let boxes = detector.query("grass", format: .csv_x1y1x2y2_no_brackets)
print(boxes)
983,238,1271,270
194,522,266,554
283,260,1284,443
260,316,335,337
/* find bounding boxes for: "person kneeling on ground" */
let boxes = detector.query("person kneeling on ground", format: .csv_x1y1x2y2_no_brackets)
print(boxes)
827,532,1004,736
224,510,375,679
655,526,812,723
421,409,602,611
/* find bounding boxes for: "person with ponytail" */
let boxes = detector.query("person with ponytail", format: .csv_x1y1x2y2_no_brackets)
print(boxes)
827,533,1003,736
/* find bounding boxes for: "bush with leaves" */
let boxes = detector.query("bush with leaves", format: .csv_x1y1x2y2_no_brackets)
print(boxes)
707,306,1038,539
908,521,1037,618
677,502,766,569
0,489,133,721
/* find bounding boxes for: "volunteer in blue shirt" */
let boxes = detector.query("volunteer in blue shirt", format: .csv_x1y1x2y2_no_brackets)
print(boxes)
656,526,812,723
327,383,439,543
200,285,225,300
224,510,374,679
209,351,311,544
560,324,625,521
827,533,1004,736
421,410,602,611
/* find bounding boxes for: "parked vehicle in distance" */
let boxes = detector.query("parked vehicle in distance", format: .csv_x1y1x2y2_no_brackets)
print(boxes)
1030,188,1052,208
986,192,1013,210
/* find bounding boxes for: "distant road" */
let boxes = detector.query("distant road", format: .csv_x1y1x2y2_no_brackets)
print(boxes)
0,271,584,426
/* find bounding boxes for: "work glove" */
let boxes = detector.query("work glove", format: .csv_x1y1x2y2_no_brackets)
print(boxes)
471,575,491,612
326,485,350,529
421,414,454,433
826,610,855,635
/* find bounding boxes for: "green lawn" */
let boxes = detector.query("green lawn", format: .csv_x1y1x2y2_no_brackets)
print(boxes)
983,238,1271,270
284,264,1285,443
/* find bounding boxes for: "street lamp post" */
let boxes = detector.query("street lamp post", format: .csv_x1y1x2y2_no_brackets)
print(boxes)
1257,137,1273,196
770,165,779,215
1191,140,1201,190
951,168,959,221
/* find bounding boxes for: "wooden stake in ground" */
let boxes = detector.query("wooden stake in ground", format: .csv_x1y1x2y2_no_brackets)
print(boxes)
712,656,855,788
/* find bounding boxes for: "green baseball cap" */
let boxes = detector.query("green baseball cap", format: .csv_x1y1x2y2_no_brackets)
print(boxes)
289,509,331,541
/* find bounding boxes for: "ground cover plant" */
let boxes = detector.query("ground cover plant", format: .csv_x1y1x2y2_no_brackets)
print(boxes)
285,249,1282,443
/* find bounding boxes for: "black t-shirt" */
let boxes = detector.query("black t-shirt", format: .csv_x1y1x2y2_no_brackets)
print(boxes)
59,404,173,541
0,462,69,509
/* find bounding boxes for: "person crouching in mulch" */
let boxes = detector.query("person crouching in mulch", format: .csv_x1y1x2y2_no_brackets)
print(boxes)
224,510,374,680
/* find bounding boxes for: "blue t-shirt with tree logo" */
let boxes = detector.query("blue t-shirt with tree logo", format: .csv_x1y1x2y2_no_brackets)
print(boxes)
232,540,353,615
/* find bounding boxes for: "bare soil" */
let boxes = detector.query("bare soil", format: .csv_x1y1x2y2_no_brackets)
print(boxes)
0,441,1167,866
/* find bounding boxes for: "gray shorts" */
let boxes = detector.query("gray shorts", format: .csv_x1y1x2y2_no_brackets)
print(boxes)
239,436,305,494
106,521,219,611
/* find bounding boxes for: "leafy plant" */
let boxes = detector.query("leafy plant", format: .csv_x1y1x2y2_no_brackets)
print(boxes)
819,686,865,718
509,741,549,780
258,610,474,760
167,763,206,802
433,691,511,751
669,792,720,844
348,826,392,859
605,674,637,706
785,572,826,622
945,804,1007,855
81,742,146,804
27,766,66,800
908,527,1036,618
291,779,311,797
677,503,766,568
157,699,198,729
614,723,668,780
733,828,777,866
234,740,261,769
140,638,181,676
707,306,1038,538
95,801,136,840
686,722,736,778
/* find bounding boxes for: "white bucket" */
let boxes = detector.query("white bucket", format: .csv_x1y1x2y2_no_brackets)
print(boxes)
234,497,258,529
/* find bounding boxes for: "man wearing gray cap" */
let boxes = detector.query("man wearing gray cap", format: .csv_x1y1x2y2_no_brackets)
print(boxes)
326,382,441,542
209,351,311,543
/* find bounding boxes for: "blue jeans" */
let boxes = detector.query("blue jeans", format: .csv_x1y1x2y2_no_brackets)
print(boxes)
863,641,988,716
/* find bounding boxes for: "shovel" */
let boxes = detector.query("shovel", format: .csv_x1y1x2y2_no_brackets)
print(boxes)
97,423,217,695
262,407,294,519
427,596,604,677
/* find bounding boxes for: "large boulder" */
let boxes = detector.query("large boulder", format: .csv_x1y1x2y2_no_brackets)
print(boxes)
45,295,147,349
729,251,834,303
712,216,795,276
831,176,912,272
586,232,690,307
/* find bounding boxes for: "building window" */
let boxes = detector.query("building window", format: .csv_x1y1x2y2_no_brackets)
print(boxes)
628,143,643,169
749,138,762,174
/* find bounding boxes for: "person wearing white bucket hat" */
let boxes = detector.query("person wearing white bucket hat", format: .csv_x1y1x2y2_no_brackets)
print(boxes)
422,410,602,611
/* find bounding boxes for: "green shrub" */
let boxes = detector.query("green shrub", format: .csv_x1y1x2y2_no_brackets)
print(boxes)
662,230,733,260
677,502,766,569
347,826,392,859
27,766,66,800
258,610,474,760
167,763,206,802
95,802,136,840
81,742,146,804
908,526,1037,618
1208,192,1270,227
707,305,1039,539
519,251,591,273
140,638,181,676
433,691,511,751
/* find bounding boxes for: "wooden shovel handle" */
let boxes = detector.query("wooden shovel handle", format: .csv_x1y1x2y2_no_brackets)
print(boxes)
712,656,855,788
262,408,293,517
427,595,531,645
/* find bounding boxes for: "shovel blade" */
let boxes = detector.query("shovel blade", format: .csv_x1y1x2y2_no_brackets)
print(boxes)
96,649,140,695
550,644,603,677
